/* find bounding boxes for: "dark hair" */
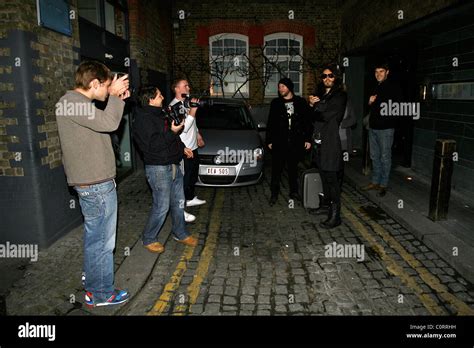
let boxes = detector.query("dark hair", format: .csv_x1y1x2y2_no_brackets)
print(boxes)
138,86,159,107
374,62,390,70
74,60,112,90
314,64,342,97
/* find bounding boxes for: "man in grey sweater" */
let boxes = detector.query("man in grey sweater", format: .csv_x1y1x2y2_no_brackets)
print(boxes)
56,61,130,307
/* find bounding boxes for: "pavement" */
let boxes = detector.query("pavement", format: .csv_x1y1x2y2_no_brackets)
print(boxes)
1,157,474,316
344,155,474,284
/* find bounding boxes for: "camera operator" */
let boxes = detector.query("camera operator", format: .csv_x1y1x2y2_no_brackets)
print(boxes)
133,86,198,252
56,61,130,307
170,79,206,223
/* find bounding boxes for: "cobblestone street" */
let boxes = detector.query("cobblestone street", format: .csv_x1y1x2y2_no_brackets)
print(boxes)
5,161,474,316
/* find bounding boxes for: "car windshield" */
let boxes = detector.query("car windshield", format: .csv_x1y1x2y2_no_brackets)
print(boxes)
196,104,255,130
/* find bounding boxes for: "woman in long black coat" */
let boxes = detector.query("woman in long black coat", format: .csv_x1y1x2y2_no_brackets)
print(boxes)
310,66,347,228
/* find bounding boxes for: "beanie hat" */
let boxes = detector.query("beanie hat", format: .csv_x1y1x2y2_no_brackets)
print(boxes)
278,77,294,93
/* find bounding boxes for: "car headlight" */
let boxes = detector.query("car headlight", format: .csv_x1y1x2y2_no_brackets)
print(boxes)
253,147,263,161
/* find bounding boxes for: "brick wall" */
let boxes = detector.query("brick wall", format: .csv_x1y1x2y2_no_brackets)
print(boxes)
0,3,22,177
0,0,80,177
128,0,173,85
0,0,83,247
172,0,343,105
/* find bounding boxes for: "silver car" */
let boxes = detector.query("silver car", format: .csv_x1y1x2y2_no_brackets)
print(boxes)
195,98,265,187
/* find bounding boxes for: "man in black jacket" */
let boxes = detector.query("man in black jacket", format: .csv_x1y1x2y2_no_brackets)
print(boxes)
266,78,312,206
363,62,402,197
133,86,198,253
309,65,347,229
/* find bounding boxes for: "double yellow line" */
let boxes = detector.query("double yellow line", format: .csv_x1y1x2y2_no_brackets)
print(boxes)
148,183,473,316
341,191,474,315
148,190,224,316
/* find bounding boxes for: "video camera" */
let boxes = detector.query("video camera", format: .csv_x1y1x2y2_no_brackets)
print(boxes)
181,93,205,109
162,91,209,126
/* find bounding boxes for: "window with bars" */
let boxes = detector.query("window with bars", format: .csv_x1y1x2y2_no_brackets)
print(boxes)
264,33,303,97
209,34,249,97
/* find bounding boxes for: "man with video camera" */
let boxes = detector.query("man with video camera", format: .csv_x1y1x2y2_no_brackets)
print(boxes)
133,86,198,252
169,79,206,223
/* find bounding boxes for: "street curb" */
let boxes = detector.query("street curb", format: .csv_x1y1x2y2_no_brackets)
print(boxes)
344,163,474,285
73,220,173,316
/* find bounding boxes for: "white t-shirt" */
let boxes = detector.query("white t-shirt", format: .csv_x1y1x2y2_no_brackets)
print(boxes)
170,98,198,151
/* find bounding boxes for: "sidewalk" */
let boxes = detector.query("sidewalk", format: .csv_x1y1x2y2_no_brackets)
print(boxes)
3,170,170,316
344,155,474,284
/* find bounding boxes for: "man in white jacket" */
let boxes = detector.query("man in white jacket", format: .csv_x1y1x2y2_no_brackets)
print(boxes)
170,79,206,222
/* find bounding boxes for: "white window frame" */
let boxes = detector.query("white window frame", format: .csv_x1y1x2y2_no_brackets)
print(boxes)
209,33,249,98
263,33,303,97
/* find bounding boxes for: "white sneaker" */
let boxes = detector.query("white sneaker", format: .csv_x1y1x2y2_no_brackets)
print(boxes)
186,196,206,207
184,211,196,223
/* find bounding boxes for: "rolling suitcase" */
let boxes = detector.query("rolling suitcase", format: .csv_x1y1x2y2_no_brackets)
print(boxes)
301,168,323,209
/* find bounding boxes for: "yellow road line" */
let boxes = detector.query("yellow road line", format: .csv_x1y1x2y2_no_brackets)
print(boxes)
342,192,474,315
173,190,224,315
147,245,195,315
147,190,213,316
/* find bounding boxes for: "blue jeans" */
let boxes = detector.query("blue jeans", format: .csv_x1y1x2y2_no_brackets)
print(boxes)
369,128,395,187
143,164,190,245
74,180,117,302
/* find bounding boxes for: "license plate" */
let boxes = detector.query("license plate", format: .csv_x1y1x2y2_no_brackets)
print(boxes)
206,167,231,175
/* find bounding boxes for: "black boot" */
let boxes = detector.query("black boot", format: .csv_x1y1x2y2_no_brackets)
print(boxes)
320,202,341,229
320,201,333,225
313,193,330,215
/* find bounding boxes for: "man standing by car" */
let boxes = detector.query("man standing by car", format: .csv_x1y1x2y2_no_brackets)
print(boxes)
170,79,206,222
266,77,312,206
363,62,402,197
133,86,198,251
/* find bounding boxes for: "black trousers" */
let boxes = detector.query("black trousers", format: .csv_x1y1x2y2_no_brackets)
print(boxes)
183,149,199,201
320,170,342,205
271,148,299,195
313,146,344,204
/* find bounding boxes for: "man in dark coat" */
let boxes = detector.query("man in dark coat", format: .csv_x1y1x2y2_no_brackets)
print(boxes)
363,62,402,197
266,77,312,206
309,65,347,228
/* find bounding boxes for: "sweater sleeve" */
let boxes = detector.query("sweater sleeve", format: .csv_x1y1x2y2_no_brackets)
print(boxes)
66,96,125,132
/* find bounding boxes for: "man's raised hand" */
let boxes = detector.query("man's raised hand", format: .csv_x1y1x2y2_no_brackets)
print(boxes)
108,74,129,97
